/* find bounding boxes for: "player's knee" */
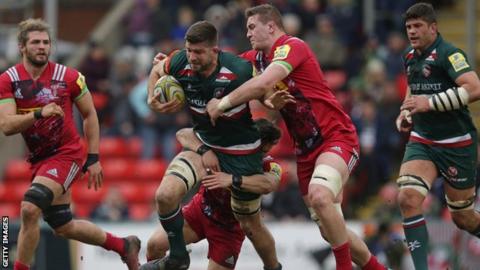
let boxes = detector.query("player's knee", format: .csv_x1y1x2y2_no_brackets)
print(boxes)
236,216,256,237
146,237,168,260
396,175,429,212
451,213,472,231
20,201,42,222
308,188,335,211
308,164,342,208
155,186,179,209
53,220,75,238
23,183,54,212
43,204,73,230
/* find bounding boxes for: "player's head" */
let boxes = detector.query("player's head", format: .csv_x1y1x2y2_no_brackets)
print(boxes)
17,18,51,67
245,4,284,51
403,3,437,51
185,20,219,74
255,118,281,153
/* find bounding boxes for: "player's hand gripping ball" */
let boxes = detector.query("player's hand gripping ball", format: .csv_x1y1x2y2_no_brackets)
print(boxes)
154,75,185,105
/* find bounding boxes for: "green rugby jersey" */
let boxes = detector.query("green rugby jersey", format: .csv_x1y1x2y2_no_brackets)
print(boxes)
165,49,261,154
403,34,476,146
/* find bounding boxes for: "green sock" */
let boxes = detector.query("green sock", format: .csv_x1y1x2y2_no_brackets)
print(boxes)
159,207,188,258
403,215,429,270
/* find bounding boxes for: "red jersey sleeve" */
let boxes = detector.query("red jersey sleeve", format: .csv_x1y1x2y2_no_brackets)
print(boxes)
0,71,14,102
271,38,308,73
65,68,89,102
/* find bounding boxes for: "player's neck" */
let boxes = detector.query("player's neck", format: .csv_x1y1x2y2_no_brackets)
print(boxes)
23,58,48,80
264,31,286,56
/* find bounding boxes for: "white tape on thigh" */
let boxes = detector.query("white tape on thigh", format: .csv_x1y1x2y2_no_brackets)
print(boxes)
165,156,198,190
396,175,430,197
308,203,343,226
231,196,261,215
445,194,475,212
310,164,343,197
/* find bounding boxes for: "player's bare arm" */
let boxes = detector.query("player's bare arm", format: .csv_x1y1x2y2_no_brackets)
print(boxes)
76,91,103,190
402,71,480,115
0,101,63,136
147,59,182,113
176,128,221,172
202,171,280,194
396,87,413,132
206,63,292,125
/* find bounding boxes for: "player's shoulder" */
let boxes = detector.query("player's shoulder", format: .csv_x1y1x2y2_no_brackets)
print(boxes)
402,46,415,61
50,62,80,82
0,63,23,82
219,51,252,75
239,49,258,62
166,49,188,75
437,38,466,58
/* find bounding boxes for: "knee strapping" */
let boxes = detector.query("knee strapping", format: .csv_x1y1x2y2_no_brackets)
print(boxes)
165,157,198,190
43,204,73,228
308,203,343,227
396,175,430,196
23,183,54,211
310,164,343,197
445,195,475,212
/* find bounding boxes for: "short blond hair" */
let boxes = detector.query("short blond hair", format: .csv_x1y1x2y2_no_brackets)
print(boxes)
17,18,51,46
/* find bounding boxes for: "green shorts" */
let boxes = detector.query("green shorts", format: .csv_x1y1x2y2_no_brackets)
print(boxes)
216,151,263,201
402,139,477,189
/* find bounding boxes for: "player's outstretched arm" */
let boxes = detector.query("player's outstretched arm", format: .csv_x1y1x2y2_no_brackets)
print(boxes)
176,128,220,172
76,91,103,190
202,171,280,194
0,101,63,136
207,63,290,125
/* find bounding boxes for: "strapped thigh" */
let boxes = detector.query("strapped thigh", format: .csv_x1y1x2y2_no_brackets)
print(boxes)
309,164,343,197
43,204,73,228
165,155,199,191
445,194,476,212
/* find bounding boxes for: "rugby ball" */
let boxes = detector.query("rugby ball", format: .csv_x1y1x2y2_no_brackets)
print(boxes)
153,75,185,105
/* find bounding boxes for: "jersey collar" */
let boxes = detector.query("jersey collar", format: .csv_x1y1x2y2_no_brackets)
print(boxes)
416,33,442,59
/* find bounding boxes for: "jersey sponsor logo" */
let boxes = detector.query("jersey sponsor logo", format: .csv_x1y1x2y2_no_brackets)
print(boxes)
76,73,87,90
268,162,282,180
272,45,291,61
46,168,58,178
14,88,24,99
224,256,235,266
448,52,470,72
409,83,442,92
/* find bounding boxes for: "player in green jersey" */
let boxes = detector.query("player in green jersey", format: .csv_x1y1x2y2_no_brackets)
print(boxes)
396,3,480,269
145,21,281,270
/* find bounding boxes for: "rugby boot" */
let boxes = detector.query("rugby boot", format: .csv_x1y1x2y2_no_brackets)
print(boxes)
122,235,141,270
139,254,190,270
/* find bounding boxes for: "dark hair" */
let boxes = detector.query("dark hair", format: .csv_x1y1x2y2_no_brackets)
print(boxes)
245,4,284,31
185,20,218,46
17,18,51,46
255,118,281,145
403,2,437,24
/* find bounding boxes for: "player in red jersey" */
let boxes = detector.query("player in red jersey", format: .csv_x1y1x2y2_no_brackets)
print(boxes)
206,4,387,270
140,118,282,270
0,19,140,270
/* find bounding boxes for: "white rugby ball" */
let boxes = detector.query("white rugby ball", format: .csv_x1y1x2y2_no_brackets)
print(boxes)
153,75,185,105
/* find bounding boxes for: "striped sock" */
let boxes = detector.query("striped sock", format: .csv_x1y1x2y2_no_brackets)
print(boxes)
403,215,429,270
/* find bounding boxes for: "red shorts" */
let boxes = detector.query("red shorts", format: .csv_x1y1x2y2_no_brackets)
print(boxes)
296,139,359,196
182,195,245,269
31,153,84,191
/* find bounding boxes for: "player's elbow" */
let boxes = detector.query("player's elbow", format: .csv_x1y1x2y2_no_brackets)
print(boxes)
0,121,15,136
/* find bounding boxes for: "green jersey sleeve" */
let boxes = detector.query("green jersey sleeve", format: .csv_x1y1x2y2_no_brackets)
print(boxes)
444,47,472,81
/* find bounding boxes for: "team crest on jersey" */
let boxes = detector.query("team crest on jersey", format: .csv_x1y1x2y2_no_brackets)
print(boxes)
422,64,431,78
448,52,469,72
272,45,291,61
213,87,225,98
447,166,458,178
